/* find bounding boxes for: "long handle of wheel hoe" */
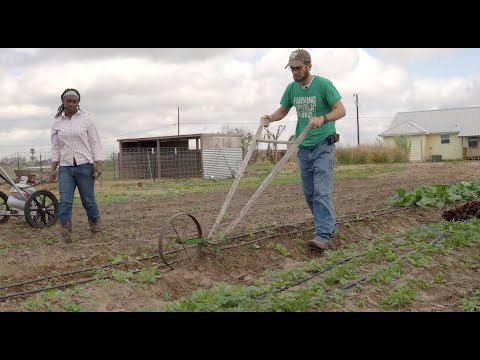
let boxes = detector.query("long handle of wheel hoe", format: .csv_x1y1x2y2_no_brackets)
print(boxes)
0,164,29,201
217,121,314,242
208,123,266,239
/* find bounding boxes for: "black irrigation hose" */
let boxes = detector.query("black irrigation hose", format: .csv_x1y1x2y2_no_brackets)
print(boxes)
0,206,415,302
220,206,414,251
0,259,176,301
255,256,355,300
339,232,449,291
255,232,449,301
0,254,160,292
226,206,413,242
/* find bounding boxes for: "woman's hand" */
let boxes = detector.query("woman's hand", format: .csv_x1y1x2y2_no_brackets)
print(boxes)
94,167,102,179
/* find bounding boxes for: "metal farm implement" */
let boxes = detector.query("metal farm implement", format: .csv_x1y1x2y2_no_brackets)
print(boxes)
158,122,313,268
0,165,59,228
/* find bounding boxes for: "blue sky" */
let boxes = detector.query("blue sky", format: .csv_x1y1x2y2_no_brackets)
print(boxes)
402,48,480,77
1,48,479,159
366,48,480,77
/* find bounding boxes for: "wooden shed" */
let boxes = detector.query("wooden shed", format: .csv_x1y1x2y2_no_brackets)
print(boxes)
117,133,243,180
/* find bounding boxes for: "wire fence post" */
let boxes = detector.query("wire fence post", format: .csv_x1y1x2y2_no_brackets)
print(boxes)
147,152,154,183
113,151,116,180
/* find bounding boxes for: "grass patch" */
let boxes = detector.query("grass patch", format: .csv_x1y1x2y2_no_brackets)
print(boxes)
380,284,417,309
23,287,85,312
111,270,134,283
0,245,9,255
109,253,127,264
407,278,433,290
47,162,411,206
136,267,159,284
273,244,291,257
461,288,480,312
335,164,406,179
41,237,59,246
370,262,406,285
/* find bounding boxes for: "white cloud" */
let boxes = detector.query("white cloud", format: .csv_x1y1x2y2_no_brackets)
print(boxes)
373,48,459,65
0,47,479,155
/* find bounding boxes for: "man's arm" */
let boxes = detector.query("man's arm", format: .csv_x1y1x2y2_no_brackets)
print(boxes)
310,100,346,129
261,106,291,127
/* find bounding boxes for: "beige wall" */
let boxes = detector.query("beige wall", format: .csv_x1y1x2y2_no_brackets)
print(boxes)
383,135,427,162
426,134,462,160
383,134,465,161
410,135,427,161
383,137,395,146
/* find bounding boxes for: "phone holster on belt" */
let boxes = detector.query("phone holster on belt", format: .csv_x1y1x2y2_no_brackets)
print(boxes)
327,133,340,145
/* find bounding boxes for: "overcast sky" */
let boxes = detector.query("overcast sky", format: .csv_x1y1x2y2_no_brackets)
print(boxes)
1,48,480,158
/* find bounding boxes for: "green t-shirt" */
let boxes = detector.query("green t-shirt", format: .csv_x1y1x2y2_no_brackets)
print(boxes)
280,75,342,148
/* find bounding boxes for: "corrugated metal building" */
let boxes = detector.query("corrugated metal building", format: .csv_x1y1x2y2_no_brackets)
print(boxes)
117,134,242,180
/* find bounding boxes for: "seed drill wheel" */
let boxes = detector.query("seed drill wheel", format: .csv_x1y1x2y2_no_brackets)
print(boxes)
158,213,205,269
0,191,9,224
24,190,59,228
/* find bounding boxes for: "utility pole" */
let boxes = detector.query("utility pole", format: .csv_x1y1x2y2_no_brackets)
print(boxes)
354,93,359,146
178,106,180,135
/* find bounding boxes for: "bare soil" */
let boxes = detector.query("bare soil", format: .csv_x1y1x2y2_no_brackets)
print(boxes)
1,161,479,311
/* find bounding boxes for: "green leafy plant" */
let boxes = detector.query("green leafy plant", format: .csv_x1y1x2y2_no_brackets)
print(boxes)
274,244,291,257
136,267,159,284
41,237,59,246
461,289,480,312
389,180,480,208
407,278,432,290
380,284,417,309
433,273,446,284
109,253,127,264
24,288,85,312
111,270,134,283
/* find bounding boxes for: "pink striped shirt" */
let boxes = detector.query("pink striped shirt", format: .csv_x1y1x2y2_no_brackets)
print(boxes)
51,110,102,166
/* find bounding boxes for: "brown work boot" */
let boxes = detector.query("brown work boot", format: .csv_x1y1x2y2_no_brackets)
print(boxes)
307,237,331,251
61,221,72,244
88,217,102,236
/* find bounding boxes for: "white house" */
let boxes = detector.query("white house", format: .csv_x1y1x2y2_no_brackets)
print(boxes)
380,107,480,162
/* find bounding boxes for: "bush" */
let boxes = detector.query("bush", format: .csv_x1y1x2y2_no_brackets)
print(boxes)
336,143,409,165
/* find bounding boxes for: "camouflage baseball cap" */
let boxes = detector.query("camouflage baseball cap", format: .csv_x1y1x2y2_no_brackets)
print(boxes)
285,49,311,69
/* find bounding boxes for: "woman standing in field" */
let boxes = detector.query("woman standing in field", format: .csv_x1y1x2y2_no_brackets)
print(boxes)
50,88,103,243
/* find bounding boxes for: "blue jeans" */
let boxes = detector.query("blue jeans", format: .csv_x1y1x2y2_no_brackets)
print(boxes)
58,163,99,226
297,141,336,243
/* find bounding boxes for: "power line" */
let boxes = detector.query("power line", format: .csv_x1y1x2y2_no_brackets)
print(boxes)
0,124,179,147
358,110,390,128
101,124,177,139
1,113,395,148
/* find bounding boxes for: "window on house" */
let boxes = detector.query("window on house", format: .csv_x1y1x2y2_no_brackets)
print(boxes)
441,134,450,144
468,137,479,148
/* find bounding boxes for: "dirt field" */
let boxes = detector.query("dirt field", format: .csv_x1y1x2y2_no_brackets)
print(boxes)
1,161,479,312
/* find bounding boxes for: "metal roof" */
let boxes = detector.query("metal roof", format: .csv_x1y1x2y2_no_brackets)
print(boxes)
118,133,241,143
380,106,480,137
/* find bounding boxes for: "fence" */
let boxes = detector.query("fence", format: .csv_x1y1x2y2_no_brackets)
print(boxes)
0,151,121,182
0,148,292,183
120,148,202,180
